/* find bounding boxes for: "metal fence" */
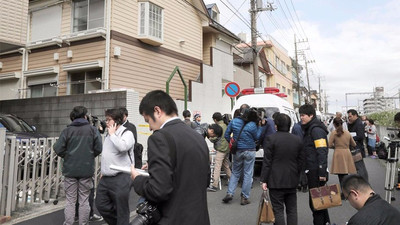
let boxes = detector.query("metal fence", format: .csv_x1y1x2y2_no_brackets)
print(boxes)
0,128,101,217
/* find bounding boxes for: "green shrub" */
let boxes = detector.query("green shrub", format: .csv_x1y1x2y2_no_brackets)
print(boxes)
368,111,399,127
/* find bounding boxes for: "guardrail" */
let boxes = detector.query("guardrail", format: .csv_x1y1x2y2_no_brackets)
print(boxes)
0,128,101,217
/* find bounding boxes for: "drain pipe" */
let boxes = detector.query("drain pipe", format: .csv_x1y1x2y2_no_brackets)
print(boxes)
103,0,112,90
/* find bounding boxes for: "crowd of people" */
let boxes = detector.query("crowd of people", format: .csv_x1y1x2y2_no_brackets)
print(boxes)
53,90,400,225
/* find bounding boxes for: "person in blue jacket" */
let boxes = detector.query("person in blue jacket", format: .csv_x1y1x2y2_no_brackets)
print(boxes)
222,106,266,205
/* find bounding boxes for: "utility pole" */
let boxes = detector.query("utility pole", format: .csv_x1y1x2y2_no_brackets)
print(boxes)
304,59,314,103
295,36,308,105
294,34,301,106
250,0,259,88
318,76,322,111
324,91,328,113
250,0,275,88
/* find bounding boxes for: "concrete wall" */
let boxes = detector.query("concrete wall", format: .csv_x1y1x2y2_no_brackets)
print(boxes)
0,90,132,137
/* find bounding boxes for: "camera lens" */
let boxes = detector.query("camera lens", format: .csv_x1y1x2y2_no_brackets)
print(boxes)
130,214,149,225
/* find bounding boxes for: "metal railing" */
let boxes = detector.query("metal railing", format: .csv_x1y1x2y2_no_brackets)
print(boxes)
0,128,101,217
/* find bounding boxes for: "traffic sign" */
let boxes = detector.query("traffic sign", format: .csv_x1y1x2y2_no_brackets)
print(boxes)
225,82,240,98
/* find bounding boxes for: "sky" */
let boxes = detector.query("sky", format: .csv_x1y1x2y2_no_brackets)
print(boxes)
203,0,400,113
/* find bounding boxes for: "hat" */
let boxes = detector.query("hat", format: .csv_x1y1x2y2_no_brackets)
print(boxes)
194,113,201,119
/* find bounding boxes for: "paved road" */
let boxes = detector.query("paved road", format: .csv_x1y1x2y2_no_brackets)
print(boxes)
7,149,400,225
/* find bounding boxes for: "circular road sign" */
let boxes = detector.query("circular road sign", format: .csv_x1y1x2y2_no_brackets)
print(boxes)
225,82,240,98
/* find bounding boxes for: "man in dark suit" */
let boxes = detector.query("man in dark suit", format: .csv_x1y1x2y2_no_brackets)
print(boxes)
261,113,304,225
130,90,210,225
120,107,142,168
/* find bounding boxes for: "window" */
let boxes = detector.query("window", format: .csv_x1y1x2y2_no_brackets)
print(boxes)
30,84,57,98
138,2,163,45
31,5,62,41
73,0,104,32
276,83,280,90
288,89,291,96
69,70,101,94
282,86,286,93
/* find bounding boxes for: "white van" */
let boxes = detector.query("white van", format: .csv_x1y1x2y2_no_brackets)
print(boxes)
231,87,299,162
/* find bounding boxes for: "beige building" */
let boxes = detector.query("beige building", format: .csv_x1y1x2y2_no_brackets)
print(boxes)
0,0,211,102
234,37,294,107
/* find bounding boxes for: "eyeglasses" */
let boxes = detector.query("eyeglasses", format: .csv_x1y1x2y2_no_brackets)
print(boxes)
344,193,350,201
344,191,354,201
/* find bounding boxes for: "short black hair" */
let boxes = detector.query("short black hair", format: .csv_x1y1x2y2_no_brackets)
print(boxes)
368,119,374,125
272,112,280,120
119,107,128,117
105,108,124,125
208,123,223,137
394,112,400,122
240,104,250,109
139,90,178,120
70,106,87,121
212,112,223,121
182,110,191,118
342,174,371,195
299,104,316,117
347,109,358,117
274,113,291,132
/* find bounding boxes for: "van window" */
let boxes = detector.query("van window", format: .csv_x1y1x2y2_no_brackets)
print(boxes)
260,107,279,118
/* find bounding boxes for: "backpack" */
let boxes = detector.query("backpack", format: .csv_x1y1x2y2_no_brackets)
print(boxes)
122,128,143,169
376,142,387,159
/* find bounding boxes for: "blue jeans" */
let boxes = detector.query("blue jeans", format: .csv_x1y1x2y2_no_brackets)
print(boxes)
227,150,256,199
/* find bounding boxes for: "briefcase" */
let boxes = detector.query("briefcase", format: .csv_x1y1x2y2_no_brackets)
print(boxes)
310,184,342,211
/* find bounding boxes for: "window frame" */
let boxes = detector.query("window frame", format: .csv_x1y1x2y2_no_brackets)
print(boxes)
68,69,102,95
28,83,58,98
72,0,105,33
138,1,164,45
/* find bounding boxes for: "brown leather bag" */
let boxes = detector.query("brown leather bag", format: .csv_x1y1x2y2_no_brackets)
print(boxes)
257,191,275,224
310,184,342,211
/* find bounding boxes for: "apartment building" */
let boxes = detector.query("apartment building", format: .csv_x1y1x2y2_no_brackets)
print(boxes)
0,0,211,102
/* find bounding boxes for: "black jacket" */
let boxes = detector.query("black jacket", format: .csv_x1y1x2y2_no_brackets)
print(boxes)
301,117,329,177
260,131,304,189
53,118,102,178
347,117,365,151
132,119,210,225
348,194,400,225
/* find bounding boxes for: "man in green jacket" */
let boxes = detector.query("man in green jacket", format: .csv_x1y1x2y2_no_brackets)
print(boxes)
53,106,103,225
207,112,232,192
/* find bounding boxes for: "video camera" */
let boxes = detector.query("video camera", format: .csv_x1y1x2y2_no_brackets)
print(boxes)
386,127,400,141
87,114,106,134
240,107,260,123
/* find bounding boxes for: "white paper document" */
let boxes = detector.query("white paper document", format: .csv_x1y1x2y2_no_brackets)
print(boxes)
110,165,149,176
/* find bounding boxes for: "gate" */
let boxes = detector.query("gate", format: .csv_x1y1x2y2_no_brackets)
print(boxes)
0,128,101,217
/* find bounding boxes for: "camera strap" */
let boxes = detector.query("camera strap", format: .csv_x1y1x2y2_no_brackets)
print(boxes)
121,128,134,164
236,121,246,142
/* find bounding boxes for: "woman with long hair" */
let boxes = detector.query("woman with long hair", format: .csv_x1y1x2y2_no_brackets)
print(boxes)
328,117,357,197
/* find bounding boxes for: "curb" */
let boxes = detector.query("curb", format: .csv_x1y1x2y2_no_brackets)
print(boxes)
0,216,11,224
1,199,65,225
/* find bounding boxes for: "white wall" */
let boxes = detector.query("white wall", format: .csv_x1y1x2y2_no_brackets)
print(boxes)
178,47,235,125
0,79,20,100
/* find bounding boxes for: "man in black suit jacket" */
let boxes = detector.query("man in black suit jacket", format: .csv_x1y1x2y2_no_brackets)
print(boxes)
261,113,304,225
120,107,142,168
131,90,210,225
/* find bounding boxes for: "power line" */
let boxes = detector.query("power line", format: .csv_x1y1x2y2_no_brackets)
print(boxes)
281,0,304,39
222,0,247,26
274,0,297,37
289,0,307,38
